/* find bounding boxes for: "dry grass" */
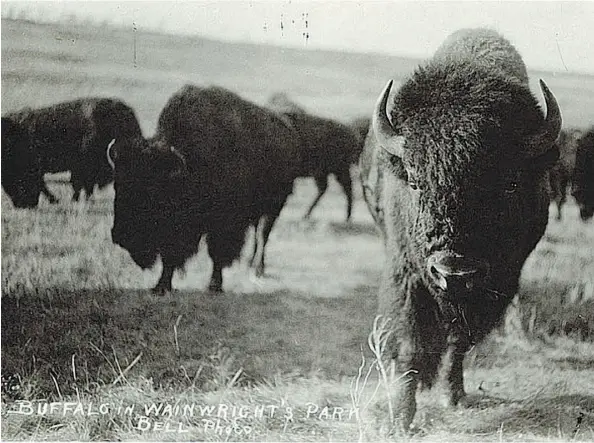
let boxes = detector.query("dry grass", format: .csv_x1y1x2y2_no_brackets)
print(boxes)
2,16,594,441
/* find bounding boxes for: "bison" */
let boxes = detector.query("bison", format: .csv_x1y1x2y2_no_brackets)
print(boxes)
1,117,55,208
108,85,301,293
549,128,582,220
268,94,363,221
572,127,594,221
360,28,561,429
3,98,142,203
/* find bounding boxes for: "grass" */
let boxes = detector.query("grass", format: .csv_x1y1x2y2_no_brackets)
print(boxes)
2,16,594,441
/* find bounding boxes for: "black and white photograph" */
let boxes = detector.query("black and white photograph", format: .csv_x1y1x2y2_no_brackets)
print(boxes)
1,0,593,440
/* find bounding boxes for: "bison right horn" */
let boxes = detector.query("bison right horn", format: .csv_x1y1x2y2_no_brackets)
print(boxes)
530,79,562,155
106,138,116,169
373,79,405,158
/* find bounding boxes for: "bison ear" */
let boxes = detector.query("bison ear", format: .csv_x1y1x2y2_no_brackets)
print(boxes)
106,139,117,169
168,146,187,178
528,144,560,171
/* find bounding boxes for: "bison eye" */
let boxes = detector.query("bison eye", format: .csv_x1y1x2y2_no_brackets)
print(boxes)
408,180,419,190
504,181,519,194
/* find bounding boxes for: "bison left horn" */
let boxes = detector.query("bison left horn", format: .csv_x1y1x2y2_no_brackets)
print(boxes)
106,139,116,169
373,79,405,158
530,79,562,155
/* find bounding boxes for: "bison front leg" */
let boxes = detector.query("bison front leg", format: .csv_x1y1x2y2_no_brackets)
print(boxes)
439,335,468,407
335,168,353,222
153,263,174,295
378,275,422,432
303,174,328,219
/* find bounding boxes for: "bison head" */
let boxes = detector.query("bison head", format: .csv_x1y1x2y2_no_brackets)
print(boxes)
107,137,187,269
1,118,42,208
370,70,561,302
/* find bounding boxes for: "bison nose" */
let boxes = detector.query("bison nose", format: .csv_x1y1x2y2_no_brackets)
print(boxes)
427,253,489,292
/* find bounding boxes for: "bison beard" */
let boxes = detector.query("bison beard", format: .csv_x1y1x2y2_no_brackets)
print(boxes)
360,28,561,430
109,85,300,293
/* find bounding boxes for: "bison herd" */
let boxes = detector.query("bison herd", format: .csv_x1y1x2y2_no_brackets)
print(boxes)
2,28,593,430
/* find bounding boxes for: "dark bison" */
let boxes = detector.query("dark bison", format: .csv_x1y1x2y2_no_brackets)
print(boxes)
268,94,362,221
360,28,561,429
572,127,594,221
1,117,55,208
350,116,371,145
108,85,301,293
3,98,142,203
549,128,582,220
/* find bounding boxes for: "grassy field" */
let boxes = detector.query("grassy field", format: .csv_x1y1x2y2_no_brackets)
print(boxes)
2,17,594,441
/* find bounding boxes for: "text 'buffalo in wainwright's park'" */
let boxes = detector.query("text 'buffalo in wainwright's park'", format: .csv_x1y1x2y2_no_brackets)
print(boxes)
108,85,302,294
360,28,561,429
2,98,142,205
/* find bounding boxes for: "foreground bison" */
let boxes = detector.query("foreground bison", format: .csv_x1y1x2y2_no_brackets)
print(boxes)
572,127,594,221
549,128,582,220
108,85,301,293
360,28,561,429
3,98,142,203
268,94,362,221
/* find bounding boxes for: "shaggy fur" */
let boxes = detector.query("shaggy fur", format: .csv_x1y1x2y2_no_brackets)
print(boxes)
572,127,594,221
3,98,142,203
268,94,362,221
1,117,48,208
110,85,302,293
360,28,560,429
549,128,582,220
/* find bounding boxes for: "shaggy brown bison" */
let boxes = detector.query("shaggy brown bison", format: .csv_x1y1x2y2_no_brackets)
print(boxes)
360,28,561,429
3,98,142,203
108,85,301,293
572,127,594,221
1,117,55,208
549,128,582,220
268,94,362,221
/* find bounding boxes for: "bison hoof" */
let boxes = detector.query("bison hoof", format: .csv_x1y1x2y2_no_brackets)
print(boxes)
151,286,171,296
441,390,467,408
208,281,223,293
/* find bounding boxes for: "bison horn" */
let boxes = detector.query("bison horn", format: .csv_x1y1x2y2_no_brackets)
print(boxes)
106,138,116,169
531,79,562,154
373,79,405,158
169,146,187,178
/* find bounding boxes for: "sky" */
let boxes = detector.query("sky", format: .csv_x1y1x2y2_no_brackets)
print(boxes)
2,1,594,74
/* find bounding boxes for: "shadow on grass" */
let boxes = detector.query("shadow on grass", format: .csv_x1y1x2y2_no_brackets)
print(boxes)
519,280,594,341
470,393,594,438
1,285,376,399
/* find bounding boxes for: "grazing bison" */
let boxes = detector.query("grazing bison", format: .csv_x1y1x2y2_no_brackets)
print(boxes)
3,98,142,203
549,128,582,220
268,94,362,221
108,85,301,293
1,117,54,208
360,28,561,429
572,127,594,221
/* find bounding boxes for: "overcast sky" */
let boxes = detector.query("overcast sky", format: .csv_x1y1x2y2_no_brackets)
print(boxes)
3,1,594,74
